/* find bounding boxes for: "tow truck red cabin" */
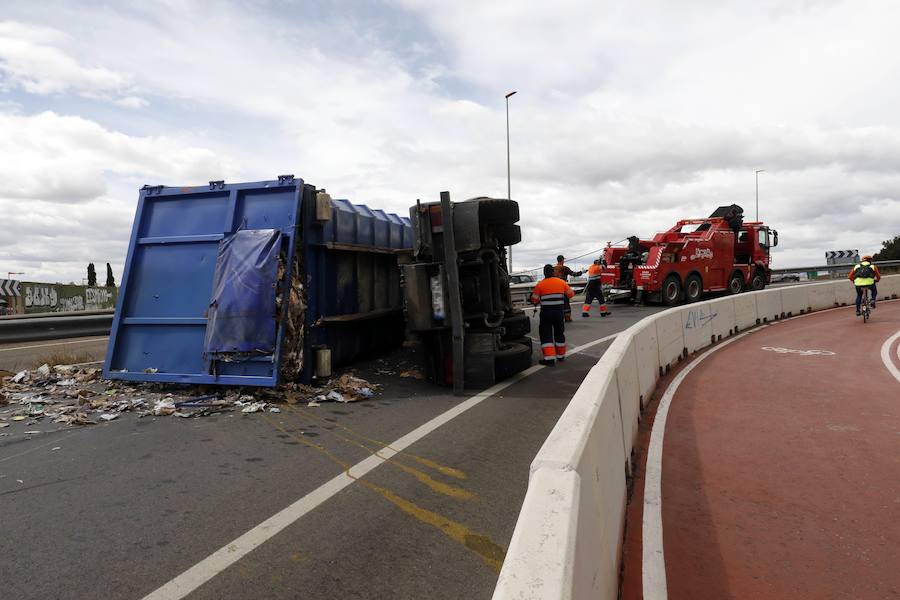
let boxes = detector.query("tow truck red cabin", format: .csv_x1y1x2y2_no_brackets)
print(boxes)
601,205,778,305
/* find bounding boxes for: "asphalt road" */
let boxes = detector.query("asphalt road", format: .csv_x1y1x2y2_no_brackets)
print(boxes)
0,304,664,600
0,336,108,372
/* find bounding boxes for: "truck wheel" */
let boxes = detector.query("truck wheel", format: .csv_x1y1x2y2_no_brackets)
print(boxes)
500,312,531,340
750,271,765,291
492,223,521,246
662,275,682,306
494,342,532,381
728,272,744,295
478,198,520,224
684,274,703,303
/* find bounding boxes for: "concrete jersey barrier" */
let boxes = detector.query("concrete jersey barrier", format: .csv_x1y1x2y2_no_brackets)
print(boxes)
493,275,900,600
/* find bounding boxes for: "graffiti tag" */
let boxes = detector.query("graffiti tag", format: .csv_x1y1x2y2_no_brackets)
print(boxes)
684,309,717,329
25,286,59,308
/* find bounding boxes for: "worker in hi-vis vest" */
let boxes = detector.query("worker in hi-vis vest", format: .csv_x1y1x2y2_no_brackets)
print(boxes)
552,255,582,322
530,264,575,366
582,259,610,317
848,255,881,315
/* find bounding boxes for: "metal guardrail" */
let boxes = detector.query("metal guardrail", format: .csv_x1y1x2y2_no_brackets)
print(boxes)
510,279,587,307
0,311,113,343
771,259,900,275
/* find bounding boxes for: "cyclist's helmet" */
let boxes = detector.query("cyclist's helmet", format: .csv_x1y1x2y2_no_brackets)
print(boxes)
862,254,873,261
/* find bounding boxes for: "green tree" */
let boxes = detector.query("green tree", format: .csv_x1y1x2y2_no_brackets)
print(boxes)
873,235,900,261
105,263,116,287
87,262,97,287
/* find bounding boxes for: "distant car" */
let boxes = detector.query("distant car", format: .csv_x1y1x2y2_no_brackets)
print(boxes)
771,273,801,283
509,274,536,284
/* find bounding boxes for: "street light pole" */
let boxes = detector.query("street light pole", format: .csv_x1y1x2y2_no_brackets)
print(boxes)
755,169,765,221
505,90,517,273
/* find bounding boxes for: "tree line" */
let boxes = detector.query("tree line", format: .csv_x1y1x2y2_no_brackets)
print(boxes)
86,263,116,287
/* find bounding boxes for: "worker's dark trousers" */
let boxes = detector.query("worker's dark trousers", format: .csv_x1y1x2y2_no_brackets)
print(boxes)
539,306,566,361
855,284,877,312
563,296,572,320
582,282,607,313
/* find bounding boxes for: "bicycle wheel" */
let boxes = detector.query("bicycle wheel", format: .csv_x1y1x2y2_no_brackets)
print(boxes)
863,291,870,322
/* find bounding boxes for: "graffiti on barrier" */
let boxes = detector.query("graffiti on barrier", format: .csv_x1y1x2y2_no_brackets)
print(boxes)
684,308,717,329
23,284,117,314
86,287,113,310
25,286,59,309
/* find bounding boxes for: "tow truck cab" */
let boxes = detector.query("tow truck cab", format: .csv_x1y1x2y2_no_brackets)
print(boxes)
601,205,778,305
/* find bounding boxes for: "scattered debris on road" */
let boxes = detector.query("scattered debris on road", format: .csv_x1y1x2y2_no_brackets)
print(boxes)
0,363,383,433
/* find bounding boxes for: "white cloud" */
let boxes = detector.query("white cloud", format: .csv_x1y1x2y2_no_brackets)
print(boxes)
0,0,898,283
0,110,239,281
0,20,146,106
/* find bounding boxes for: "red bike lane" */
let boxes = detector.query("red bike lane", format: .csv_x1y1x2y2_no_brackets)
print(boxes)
623,300,900,600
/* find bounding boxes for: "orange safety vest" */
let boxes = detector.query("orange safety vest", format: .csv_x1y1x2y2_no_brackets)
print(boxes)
530,277,575,307
586,264,602,282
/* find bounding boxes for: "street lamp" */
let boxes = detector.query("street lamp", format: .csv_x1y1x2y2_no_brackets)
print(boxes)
755,169,765,222
505,90,517,273
7,271,24,279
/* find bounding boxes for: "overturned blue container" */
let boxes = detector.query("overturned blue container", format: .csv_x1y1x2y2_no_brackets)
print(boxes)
103,176,412,387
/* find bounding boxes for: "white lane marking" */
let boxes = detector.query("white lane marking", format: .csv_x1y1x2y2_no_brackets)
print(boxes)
761,347,835,356
0,337,108,353
642,328,761,600
880,330,900,384
142,330,621,600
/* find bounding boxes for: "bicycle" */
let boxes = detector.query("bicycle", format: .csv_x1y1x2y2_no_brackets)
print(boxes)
860,286,874,323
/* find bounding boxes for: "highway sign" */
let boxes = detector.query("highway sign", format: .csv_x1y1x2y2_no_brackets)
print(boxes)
0,279,21,297
825,250,859,265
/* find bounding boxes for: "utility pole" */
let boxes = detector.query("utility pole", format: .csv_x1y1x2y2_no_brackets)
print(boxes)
755,169,765,221
505,90,517,273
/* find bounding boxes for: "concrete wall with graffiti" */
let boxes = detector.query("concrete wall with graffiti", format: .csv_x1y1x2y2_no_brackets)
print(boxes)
20,283,118,314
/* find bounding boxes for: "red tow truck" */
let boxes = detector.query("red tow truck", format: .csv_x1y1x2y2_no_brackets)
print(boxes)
601,205,778,305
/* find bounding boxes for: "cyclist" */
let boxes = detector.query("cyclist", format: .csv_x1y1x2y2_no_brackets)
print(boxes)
848,255,881,316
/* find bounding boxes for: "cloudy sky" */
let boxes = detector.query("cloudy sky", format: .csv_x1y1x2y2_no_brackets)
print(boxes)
1,0,899,282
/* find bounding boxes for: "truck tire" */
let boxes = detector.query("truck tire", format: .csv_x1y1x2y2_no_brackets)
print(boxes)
492,223,521,246
494,341,532,381
728,271,744,294
684,274,703,303
662,274,682,306
478,198,520,224
508,336,533,353
750,271,765,291
501,312,531,340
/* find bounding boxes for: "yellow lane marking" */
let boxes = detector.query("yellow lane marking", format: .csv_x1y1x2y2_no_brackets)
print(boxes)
292,405,467,480
360,480,505,572
283,405,475,501
261,415,504,571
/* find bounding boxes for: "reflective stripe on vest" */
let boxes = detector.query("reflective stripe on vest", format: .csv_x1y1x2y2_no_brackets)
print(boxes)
539,292,566,306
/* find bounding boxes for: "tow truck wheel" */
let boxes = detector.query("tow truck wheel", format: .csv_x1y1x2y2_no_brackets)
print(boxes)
684,274,703,303
751,271,765,291
728,272,744,295
662,275,682,306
